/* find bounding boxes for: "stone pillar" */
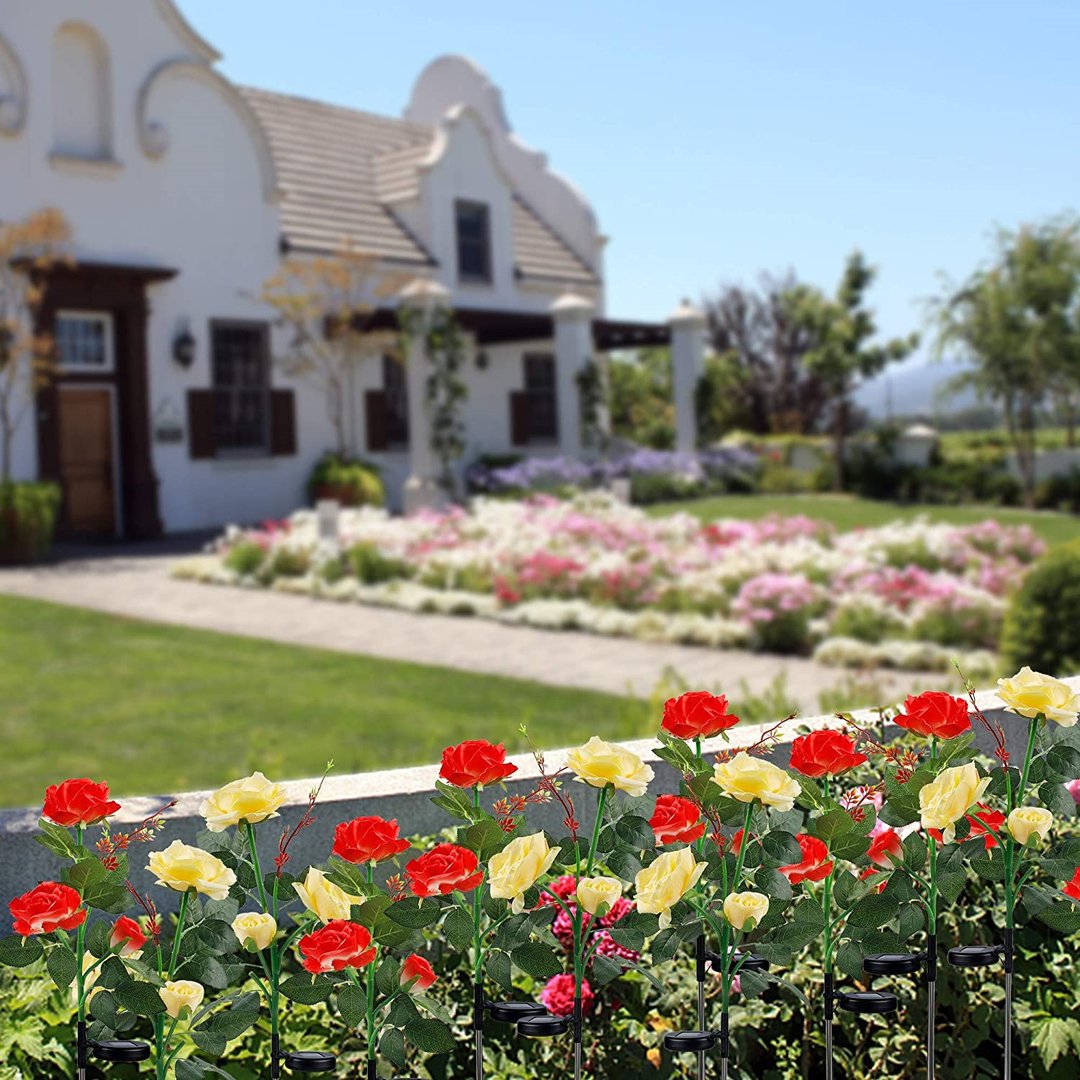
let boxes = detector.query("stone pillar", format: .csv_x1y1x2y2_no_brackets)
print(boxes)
551,292,595,459
669,299,707,453
400,278,451,514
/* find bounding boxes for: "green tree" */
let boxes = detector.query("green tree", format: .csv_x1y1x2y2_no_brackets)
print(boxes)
609,347,675,449
789,252,917,490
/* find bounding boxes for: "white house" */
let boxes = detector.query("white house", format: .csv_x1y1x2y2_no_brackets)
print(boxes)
0,0,704,538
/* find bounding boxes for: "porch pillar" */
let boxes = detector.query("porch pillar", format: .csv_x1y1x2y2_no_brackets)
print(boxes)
551,292,595,459
669,299,707,453
400,278,451,514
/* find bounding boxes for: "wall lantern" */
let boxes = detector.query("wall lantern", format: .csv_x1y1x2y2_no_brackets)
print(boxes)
172,327,196,369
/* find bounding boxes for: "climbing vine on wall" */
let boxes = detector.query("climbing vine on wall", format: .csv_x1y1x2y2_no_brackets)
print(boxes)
576,356,609,454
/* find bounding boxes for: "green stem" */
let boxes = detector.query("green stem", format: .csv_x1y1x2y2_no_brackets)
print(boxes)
366,944,380,1066
1016,715,1042,808
731,802,755,893
245,821,270,914
927,830,939,928
822,872,835,973
167,890,190,981
586,787,608,877
1005,714,1042,924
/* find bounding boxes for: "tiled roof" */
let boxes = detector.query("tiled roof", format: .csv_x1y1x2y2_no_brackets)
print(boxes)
241,86,598,285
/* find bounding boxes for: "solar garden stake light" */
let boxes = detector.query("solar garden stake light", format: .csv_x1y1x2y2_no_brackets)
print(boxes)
947,940,1008,1077
826,968,901,1078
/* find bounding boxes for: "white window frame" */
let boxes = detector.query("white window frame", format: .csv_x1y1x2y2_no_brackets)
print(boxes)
55,310,115,374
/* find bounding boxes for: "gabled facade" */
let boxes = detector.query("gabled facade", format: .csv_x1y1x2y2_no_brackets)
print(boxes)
0,0,695,535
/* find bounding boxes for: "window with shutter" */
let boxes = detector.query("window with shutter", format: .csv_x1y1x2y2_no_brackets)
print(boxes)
210,322,271,454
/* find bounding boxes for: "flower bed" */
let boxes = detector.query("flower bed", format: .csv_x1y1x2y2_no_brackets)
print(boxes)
178,493,1046,671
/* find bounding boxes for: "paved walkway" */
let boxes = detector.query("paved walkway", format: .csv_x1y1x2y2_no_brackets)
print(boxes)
0,542,928,710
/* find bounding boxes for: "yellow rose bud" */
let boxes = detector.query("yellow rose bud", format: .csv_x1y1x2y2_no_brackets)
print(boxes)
577,876,622,917
231,911,278,951
200,772,288,832
712,752,800,812
148,841,237,901
997,667,1080,727
159,980,204,1019
292,867,363,923
723,891,769,931
73,952,103,1006
634,847,706,930
1007,806,1053,846
919,763,991,844
487,833,558,914
566,736,654,798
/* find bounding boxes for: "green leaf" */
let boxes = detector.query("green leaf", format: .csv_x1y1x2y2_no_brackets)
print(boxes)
191,1030,227,1058
337,983,366,1028
86,920,112,959
204,992,260,1040
404,1017,457,1055
443,906,476,953
384,898,442,929
89,989,119,1028
511,942,563,980
738,968,769,999
814,809,855,844
196,919,237,956
1037,901,1080,934
615,814,655,850
115,980,166,1017
486,948,512,990
376,955,402,998
279,974,333,1005
1047,744,1080,779
847,893,895,929
1040,780,1078,817
34,819,80,861
46,947,78,991
0,934,45,968
466,820,511,862
590,953,625,986
830,831,871,861
937,870,967,906
1031,1016,1080,1070
184,954,229,991
380,1028,407,1069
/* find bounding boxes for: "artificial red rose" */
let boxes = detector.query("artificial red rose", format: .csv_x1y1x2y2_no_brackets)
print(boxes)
894,692,971,741
542,972,595,1017
867,829,904,869
779,834,834,885
42,779,121,828
788,730,867,778
332,817,411,865
9,882,86,936
649,794,706,845
110,915,147,955
298,920,376,974
1064,868,1080,902
439,741,518,788
661,691,740,741
405,844,485,897
400,952,437,994
964,805,1005,851
729,829,745,855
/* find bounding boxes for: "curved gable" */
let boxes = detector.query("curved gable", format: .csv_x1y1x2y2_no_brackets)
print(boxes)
0,31,27,137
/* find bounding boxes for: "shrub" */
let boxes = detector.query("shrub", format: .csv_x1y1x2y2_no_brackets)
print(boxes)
266,546,311,579
0,481,60,563
759,463,813,494
224,540,267,577
1001,539,1080,673
347,541,411,584
307,452,385,507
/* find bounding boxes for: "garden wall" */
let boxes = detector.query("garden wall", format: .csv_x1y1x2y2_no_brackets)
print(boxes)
0,681,1069,915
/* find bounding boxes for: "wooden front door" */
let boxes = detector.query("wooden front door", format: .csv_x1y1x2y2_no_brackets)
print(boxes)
58,388,116,536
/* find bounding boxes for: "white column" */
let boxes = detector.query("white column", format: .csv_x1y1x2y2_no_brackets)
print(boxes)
669,299,707,453
400,278,452,515
551,292,595,459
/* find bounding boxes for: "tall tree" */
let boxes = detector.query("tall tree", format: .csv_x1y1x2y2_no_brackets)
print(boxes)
789,252,917,489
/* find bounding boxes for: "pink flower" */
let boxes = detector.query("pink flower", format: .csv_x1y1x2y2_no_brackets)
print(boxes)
542,973,595,1017
1066,779,1080,806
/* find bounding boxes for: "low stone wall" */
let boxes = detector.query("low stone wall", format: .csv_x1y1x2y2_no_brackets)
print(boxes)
0,683,1064,916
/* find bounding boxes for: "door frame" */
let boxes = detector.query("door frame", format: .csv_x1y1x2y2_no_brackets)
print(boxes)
56,382,122,538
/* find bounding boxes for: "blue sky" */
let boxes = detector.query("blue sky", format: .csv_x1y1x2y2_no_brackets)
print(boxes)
184,0,1078,384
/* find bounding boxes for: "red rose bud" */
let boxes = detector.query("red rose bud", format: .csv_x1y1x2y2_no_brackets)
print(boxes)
42,779,121,828
661,691,740,741
1064,868,1080,902
332,816,411,865
110,915,147,955
299,920,376,975
405,844,485,897
400,952,437,994
439,740,518,788
729,828,745,855
788,730,867,778
894,691,971,741
649,794,706,845
9,882,86,936
779,834,834,884
966,805,1005,851
867,828,904,869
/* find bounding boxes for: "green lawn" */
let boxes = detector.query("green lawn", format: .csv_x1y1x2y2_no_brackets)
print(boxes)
647,493,1080,548
0,595,647,808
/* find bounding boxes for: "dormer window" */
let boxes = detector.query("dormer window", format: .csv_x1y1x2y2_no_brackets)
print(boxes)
455,200,492,284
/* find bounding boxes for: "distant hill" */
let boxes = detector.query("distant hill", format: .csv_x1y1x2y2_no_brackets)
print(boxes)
857,356,980,420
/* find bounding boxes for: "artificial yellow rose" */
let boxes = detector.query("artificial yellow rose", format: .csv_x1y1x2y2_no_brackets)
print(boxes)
487,833,558,914
1007,806,1053,846
634,847,705,930
292,867,362,923
232,911,278,951
148,841,237,901
712,752,801,812
919,763,991,844
200,772,288,832
566,736,654,798
160,980,204,1019
577,876,622,916
997,667,1080,727
723,891,769,931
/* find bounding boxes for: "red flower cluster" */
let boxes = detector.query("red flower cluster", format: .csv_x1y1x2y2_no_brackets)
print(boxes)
894,691,971,741
439,740,518,789
42,779,121,828
649,794,706,845
405,844,484,897
789,730,867,778
542,972,595,1017
779,834,833,884
661,691,740,741
332,816,410,865
9,882,86,936
299,920,376,974
927,805,1005,850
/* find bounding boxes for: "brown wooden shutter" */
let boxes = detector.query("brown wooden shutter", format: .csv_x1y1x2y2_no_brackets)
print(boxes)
187,390,216,459
510,391,530,447
270,389,297,456
365,390,389,452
